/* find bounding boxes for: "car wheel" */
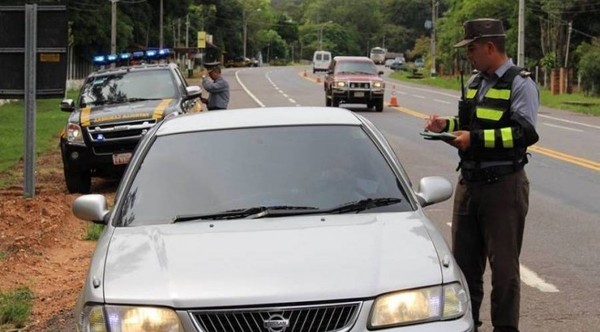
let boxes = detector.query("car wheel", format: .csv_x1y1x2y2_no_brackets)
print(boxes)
64,166,92,194
375,100,384,112
367,102,374,110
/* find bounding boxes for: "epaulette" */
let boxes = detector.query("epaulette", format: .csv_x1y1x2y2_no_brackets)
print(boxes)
518,69,531,77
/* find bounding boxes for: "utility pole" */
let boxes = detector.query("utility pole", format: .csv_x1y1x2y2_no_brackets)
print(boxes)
564,21,572,68
185,14,190,48
243,10,247,58
110,0,118,54
159,0,163,48
430,0,437,76
517,0,525,67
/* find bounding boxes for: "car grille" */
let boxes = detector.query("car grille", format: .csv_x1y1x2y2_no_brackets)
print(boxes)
349,82,369,89
191,301,362,332
85,119,156,154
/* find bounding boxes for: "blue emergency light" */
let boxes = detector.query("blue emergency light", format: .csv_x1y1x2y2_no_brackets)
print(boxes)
119,53,131,60
92,48,171,67
92,55,106,65
107,54,118,62
146,50,158,58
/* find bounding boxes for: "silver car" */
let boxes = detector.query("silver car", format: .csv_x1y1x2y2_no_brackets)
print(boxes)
73,107,473,331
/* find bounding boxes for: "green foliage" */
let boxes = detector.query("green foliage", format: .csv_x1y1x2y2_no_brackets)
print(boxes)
0,252,5,260
575,40,600,96
84,224,105,241
0,287,34,328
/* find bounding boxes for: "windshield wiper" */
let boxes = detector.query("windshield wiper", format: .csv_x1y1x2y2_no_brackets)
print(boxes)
172,205,319,223
126,97,163,102
322,197,402,214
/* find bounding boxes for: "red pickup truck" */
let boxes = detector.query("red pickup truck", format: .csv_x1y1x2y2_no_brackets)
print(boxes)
324,56,385,112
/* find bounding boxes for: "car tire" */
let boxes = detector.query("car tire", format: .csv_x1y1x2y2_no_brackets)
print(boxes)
64,166,92,194
375,100,384,112
332,96,340,107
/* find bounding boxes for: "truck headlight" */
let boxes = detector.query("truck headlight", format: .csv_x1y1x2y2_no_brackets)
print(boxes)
369,283,468,328
66,123,84,143
372,81,384,89
81,305,184,332
335,81,347,88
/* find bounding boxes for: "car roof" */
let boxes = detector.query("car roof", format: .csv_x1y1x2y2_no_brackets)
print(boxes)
333,56,373,62
156,107,364,136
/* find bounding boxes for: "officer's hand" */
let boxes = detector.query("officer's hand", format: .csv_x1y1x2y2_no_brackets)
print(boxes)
424,115,446,133
448,130,471,151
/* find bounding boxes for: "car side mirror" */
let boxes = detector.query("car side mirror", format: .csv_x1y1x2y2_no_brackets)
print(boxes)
415,176,453,207
186,85,202,98
72,194,110,225
60,99,75,112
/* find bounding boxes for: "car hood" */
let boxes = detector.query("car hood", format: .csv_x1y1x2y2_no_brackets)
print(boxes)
103,212,443,307
334,74,382,82
81,98,177,126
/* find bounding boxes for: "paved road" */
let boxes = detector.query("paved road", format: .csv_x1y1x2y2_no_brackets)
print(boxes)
221,65,600,332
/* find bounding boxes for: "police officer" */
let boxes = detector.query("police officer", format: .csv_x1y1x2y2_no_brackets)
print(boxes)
424,18,539,332
201,62,230,110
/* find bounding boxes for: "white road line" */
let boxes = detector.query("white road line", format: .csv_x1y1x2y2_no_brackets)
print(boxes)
435,99,452,104
235,70,265,107
543,122,584,132
443,221,559,292
289,98,296,103
520,265,560,292
282,93,289,98
413,95,425,99
539,114,600,130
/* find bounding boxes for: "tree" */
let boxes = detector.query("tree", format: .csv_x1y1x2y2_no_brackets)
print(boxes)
575,39,600,96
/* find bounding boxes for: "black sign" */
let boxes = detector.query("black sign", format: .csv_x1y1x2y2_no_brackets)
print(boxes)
0,2,68,98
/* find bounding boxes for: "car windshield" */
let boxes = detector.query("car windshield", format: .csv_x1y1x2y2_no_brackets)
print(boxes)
335,61,377,75
79,69,177,106
117,125,412,226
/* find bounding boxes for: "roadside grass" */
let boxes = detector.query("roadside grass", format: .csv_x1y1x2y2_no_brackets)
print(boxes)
0,286,34,329
84,224,105,241
0,251,5,260
0,91,78,188
389,70,600,116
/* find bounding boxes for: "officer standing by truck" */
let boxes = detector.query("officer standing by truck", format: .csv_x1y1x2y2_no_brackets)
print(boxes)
424,18,539,332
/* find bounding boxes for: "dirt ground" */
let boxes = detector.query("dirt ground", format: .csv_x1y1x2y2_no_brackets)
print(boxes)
0,142,117,331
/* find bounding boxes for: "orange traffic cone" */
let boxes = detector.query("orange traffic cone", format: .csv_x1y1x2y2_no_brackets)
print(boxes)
388,91,399,107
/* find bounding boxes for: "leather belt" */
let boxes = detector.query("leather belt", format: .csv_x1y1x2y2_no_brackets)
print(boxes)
461,164,522,182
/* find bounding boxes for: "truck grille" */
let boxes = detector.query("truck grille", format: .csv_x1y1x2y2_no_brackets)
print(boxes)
349,82,369,89
85,119,156,153
191,301,361,332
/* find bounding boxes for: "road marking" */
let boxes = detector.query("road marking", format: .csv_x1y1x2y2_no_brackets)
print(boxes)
539,114,600,130
392,106,600,172
413,95,425,99
443,222,559,292
235,70,265,107
543,122,583,132
434,99,452,104
520,265,560,292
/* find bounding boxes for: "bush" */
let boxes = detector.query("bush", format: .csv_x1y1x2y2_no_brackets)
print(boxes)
576,40,600,96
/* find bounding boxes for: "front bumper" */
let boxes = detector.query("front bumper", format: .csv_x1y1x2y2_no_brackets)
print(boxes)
332,88,384,104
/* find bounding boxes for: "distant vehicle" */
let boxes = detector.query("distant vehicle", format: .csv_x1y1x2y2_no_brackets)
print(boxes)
324,56,385,112
369,47,386,65
224,56,256,68
390,60,405,71
415,57,424,68
384,59,395,67
312,50,332,73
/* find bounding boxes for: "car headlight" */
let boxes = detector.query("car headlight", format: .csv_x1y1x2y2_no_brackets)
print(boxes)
335,81,347,88
372,81,384,89
369,283,468,328
66,123,84,143
81,305,183,332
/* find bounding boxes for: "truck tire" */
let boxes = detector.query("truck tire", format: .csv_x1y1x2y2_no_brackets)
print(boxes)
332,96,340,107
64,166,92,194
375,100,384,112
326,95,332,106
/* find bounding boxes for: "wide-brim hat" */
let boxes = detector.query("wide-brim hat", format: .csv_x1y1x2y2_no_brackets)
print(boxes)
454,18,506,48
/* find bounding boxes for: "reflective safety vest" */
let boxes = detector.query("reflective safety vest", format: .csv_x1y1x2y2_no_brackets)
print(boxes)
456,66,538,166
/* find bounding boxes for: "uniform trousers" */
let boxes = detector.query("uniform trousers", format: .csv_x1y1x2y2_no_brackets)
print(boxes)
452,168,529,332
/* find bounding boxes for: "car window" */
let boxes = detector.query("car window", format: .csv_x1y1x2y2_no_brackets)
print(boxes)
117,125,412,226
335,61,377,74
316,54,322,61
80,69,177,106
324,54,330,61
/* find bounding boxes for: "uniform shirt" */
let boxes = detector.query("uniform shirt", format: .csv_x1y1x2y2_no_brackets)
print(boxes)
477,58,539,127
202,76,230,110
